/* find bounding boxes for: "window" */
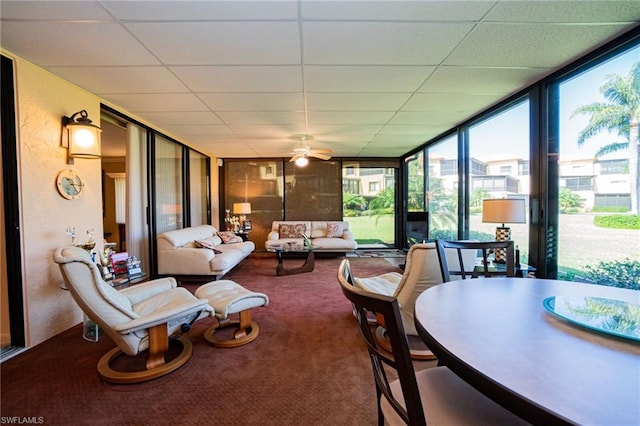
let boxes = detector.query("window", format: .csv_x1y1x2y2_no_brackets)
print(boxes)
468,100,530,261
440,159,457,176
562,176,594,191
369,181,380,192
427,134,458,240
598,159,628,174
500,165,512,175
518,161,530,175
554,43,639,282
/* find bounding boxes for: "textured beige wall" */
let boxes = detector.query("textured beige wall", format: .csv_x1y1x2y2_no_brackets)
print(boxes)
8,51,103,346
3,49,219,348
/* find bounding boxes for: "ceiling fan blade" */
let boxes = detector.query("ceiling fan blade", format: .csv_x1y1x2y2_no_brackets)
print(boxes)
309,152,332,161
289,154,302,162
311,149,333,154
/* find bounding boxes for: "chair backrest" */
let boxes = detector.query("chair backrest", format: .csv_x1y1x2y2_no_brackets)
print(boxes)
53,246,141,354
337,259,426,426
435,239,515,281
406,211,428,246
393,243,443,336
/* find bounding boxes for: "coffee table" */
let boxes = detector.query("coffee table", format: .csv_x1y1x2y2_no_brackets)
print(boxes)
267,245,314,276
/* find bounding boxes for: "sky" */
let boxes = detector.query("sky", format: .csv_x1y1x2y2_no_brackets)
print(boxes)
430,43,640,161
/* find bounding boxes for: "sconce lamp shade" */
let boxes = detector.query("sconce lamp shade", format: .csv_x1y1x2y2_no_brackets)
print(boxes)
63,110,101,161
294,156,309,167
233,202,252,215
482,199,526,225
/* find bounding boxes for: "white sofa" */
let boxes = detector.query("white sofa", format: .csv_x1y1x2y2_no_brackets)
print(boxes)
157,225,254,280
265,221,357,252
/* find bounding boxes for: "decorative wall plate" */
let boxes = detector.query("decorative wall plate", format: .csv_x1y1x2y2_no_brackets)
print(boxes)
56,169,84,200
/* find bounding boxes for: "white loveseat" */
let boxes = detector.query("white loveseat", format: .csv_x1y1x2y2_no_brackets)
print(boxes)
265,221,357,252
157,225,254,280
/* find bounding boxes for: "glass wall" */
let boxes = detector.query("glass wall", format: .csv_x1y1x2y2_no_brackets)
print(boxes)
189,150,210,226
342,162,396,248
427,134,459,241
403,30,639,285
468,100,531,263
285,160,342,221
553,45,640,283
154,135,184,234
224,160,284,247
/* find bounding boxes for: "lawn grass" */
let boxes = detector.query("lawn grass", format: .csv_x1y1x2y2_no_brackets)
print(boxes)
347,214,394,244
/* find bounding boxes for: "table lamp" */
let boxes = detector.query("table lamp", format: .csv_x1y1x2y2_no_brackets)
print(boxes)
233,202,251,228
482,198,526,263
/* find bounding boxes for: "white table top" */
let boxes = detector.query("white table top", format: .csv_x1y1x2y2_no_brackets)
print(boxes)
414,278,640,425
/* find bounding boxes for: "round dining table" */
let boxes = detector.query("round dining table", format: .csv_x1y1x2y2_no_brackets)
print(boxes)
414,277,640,425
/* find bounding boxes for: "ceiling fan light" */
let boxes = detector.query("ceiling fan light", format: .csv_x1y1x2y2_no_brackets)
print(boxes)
294,156,309,167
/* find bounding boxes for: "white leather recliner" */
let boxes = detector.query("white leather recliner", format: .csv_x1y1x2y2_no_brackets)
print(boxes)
54,246,213,384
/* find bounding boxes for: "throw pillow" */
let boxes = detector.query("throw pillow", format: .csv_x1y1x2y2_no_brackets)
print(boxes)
217,231,243,244
326,222,345,238
278,223,307,239
194,238,222,253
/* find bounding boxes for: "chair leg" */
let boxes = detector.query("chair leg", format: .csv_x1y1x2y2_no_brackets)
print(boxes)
203,309,260,348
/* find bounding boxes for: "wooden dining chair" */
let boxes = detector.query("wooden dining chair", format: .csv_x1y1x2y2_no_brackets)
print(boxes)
436,239,516,281
337,259,527,426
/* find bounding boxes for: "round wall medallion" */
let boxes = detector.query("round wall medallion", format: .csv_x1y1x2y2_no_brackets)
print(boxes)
56,169,84,200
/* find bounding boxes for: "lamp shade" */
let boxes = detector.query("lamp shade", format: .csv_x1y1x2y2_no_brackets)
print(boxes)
233,202,251,215
64,110,101,159
482,199,526,224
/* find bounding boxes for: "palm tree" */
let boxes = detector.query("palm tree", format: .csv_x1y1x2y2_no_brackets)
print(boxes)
571,61,640,214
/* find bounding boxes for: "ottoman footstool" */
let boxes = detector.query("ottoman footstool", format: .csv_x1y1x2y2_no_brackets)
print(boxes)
195,280,269,348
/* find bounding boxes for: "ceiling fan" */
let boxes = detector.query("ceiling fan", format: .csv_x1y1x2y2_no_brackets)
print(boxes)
289,137,333,166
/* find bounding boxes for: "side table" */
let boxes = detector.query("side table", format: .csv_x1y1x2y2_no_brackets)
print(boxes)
234,230,251,241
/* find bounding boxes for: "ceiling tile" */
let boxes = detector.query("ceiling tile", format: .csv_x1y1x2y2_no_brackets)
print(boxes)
0,1,111,19
47,66,190,94
228,124,308,136
308,111,395,124
162,125,234,136
0,22,159,66
125,21,301,65
138,112,224,126
307,93,411,111
217,111,305,125
445,23,634,68
303,21,474,65
104,94,209,112
485,1,640,23
305,65,434,92
171,65,303,92
420,66,551,94
402,93,503,113
103,0,298,20
301,1,493,21
200,93,304,111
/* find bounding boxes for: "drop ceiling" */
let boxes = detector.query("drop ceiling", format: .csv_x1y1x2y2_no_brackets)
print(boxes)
1,1,639,159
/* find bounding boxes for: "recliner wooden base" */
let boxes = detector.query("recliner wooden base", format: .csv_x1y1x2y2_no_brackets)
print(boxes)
203,310,260,348
97,335,193,384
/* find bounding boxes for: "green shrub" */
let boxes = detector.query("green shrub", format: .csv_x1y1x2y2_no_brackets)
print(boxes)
585,259,640,290
594,215,640,229
592,206,629,213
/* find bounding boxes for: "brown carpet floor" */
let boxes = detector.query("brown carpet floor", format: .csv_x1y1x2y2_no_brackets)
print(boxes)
1,255,436,425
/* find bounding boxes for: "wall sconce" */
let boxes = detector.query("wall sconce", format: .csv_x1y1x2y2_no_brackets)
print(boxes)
62,110,101,164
